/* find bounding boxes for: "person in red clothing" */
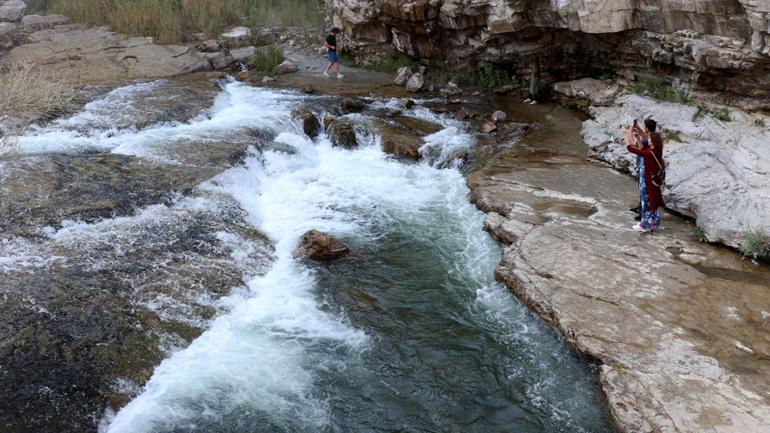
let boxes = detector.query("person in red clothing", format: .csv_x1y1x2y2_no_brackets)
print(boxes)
621,118,665,232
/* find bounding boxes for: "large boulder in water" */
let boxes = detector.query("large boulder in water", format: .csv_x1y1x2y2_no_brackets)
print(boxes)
293,230,350,261
340,97,366,113
292,108,320,138
327,120,357,148
374,120,423,160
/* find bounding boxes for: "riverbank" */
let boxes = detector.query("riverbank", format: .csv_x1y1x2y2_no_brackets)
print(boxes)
467,97,770,433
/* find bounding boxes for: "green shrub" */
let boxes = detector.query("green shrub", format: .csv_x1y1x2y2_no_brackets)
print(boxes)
693,225,708,243
754,118,765,128
740,227,770,260
366,56,421,74
632,76,692,104
713,108,731,122
479,64,521,90
247,45,284,73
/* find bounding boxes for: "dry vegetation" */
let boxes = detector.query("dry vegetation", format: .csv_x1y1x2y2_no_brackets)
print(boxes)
0,61,78,118
48,0,323,43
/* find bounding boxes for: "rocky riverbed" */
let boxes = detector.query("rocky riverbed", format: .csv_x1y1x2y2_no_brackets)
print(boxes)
2,18,769,431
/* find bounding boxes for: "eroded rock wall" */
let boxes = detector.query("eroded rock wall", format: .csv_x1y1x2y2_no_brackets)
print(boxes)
323,0,770,108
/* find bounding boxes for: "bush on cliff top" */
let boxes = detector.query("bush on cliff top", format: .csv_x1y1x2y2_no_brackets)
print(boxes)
49,0,322,43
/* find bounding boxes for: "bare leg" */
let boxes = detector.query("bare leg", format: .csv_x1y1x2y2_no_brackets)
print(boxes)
335,62,341,76
323,62,333,74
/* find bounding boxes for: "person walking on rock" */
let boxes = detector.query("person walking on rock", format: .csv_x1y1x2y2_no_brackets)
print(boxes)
322,28,344,79
621,118,665,232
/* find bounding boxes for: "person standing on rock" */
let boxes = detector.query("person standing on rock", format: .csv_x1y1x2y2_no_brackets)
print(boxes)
322,28,344,79
622,118,665,232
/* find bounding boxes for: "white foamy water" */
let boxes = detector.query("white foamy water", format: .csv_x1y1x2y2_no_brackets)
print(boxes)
2,79,613,432
100,82,486,432
1,80,304,163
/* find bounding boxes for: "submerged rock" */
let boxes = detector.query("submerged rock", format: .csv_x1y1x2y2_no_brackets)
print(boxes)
375,120,424,160
293,229,349,261
340,97,366,113
327,120,357,148
292,108,320,138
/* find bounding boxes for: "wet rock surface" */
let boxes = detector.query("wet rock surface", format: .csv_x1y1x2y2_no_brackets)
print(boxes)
293,229,350,261
468,99,770,433
327,119,357,148
0,76,275,432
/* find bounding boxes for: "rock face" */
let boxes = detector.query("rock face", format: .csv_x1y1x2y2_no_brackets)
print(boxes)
340,96,366,112
293,108,320,138
469,102,770,433
393,65,412,85
323,0,770,108
20,13,68,32
0,0,26,22
275,60,298,74
221,26,251,48
553,78,622,107
327,119,358,148
582,93,770,248
405,72,424,92
293,229,350,261
1,25,211,83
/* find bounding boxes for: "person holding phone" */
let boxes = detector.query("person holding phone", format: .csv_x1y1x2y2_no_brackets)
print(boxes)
621,118,665,232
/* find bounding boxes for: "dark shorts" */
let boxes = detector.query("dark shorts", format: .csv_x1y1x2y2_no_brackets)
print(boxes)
328,51,338,63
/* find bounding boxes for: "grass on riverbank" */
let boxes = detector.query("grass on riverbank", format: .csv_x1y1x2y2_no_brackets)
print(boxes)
0,61,77,118
740,227,770,261
48,0,322,43
247,46,284,73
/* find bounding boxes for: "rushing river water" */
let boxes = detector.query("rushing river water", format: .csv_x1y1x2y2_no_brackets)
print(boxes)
1,79,616,433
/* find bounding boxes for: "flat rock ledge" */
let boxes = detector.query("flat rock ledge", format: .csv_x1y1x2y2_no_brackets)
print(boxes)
1,24,211,83
467,105,770,433
581,93,770,249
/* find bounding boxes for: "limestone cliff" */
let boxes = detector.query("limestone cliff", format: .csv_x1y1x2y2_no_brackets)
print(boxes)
323,0,770,108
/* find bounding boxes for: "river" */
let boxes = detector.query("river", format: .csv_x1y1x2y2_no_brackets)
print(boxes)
0,78,616,433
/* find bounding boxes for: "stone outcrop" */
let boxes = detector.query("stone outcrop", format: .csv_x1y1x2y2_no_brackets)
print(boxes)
293,229,350,261
0,0,26,22
20,14,68,33
293,108,320,138
553,78,622,107
1,24,211,83
469,101,770,433
323,0,770,108
327,119,358,148
582,93,770,249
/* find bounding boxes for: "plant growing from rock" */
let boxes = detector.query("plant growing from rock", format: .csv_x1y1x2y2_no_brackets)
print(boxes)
247,45,284,73
740,227,770,261
632,76,692,104
479,64,521,90
693,225,708,243
0,60,77,118
713,108,731,122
